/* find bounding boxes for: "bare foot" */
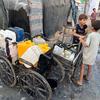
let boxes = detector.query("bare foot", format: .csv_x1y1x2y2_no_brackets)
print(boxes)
77,81,83,86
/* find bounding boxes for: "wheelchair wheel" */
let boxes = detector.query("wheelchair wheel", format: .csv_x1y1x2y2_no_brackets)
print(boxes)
19,70,52,100
0,56,16,87
48,56,65,82
0,50,6,57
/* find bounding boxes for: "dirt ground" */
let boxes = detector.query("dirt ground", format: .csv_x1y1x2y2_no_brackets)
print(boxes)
0,51,100,100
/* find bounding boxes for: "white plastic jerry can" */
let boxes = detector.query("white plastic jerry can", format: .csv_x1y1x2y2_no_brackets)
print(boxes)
0,29,16,48
5,30,16,42
53,45,64,56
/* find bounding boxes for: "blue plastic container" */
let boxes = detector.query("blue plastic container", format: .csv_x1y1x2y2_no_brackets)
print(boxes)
8,27,24,42
14,27,24,42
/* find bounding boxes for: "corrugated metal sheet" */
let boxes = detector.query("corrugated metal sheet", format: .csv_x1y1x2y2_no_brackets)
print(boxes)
29,0,43,36
0,0,8,29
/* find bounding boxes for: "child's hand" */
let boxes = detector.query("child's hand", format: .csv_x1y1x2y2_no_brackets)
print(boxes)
79,37,84,43
70,28,76,35
80,35,85,39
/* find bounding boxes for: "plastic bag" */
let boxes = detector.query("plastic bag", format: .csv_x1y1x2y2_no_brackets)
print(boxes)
33,37,46,44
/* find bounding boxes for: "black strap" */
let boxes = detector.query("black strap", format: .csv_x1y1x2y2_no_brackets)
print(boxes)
19,58,34,68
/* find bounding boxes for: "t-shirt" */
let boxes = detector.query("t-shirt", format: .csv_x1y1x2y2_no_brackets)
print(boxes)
91,12,96,20
83,32,100,65
73,24,87,44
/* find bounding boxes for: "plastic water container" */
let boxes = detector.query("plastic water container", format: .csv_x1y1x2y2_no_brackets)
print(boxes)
9,27,24,42
64,50,75,61
38,43,50,53
17,40,35,57
0,29,16,48
4,30,16,42
21,46,43,68
53,45,64,56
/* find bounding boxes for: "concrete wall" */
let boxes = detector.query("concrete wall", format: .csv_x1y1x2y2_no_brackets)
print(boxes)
43,0,71,36
0,0,8,29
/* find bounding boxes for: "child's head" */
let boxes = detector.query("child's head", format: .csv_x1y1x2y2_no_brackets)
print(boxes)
92,20,100,31
93,8,96,12
78,14,88,26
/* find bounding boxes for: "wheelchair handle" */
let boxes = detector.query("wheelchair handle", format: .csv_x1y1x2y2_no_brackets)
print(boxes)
5,37,12,41
67,44,79,49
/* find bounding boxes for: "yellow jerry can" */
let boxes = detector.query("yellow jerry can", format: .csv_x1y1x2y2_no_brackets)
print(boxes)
38,43,50,53
17,40,35,57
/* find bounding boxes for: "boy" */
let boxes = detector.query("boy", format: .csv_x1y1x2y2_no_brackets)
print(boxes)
77,20,100,86
71,14,88,44
90,8,97,24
